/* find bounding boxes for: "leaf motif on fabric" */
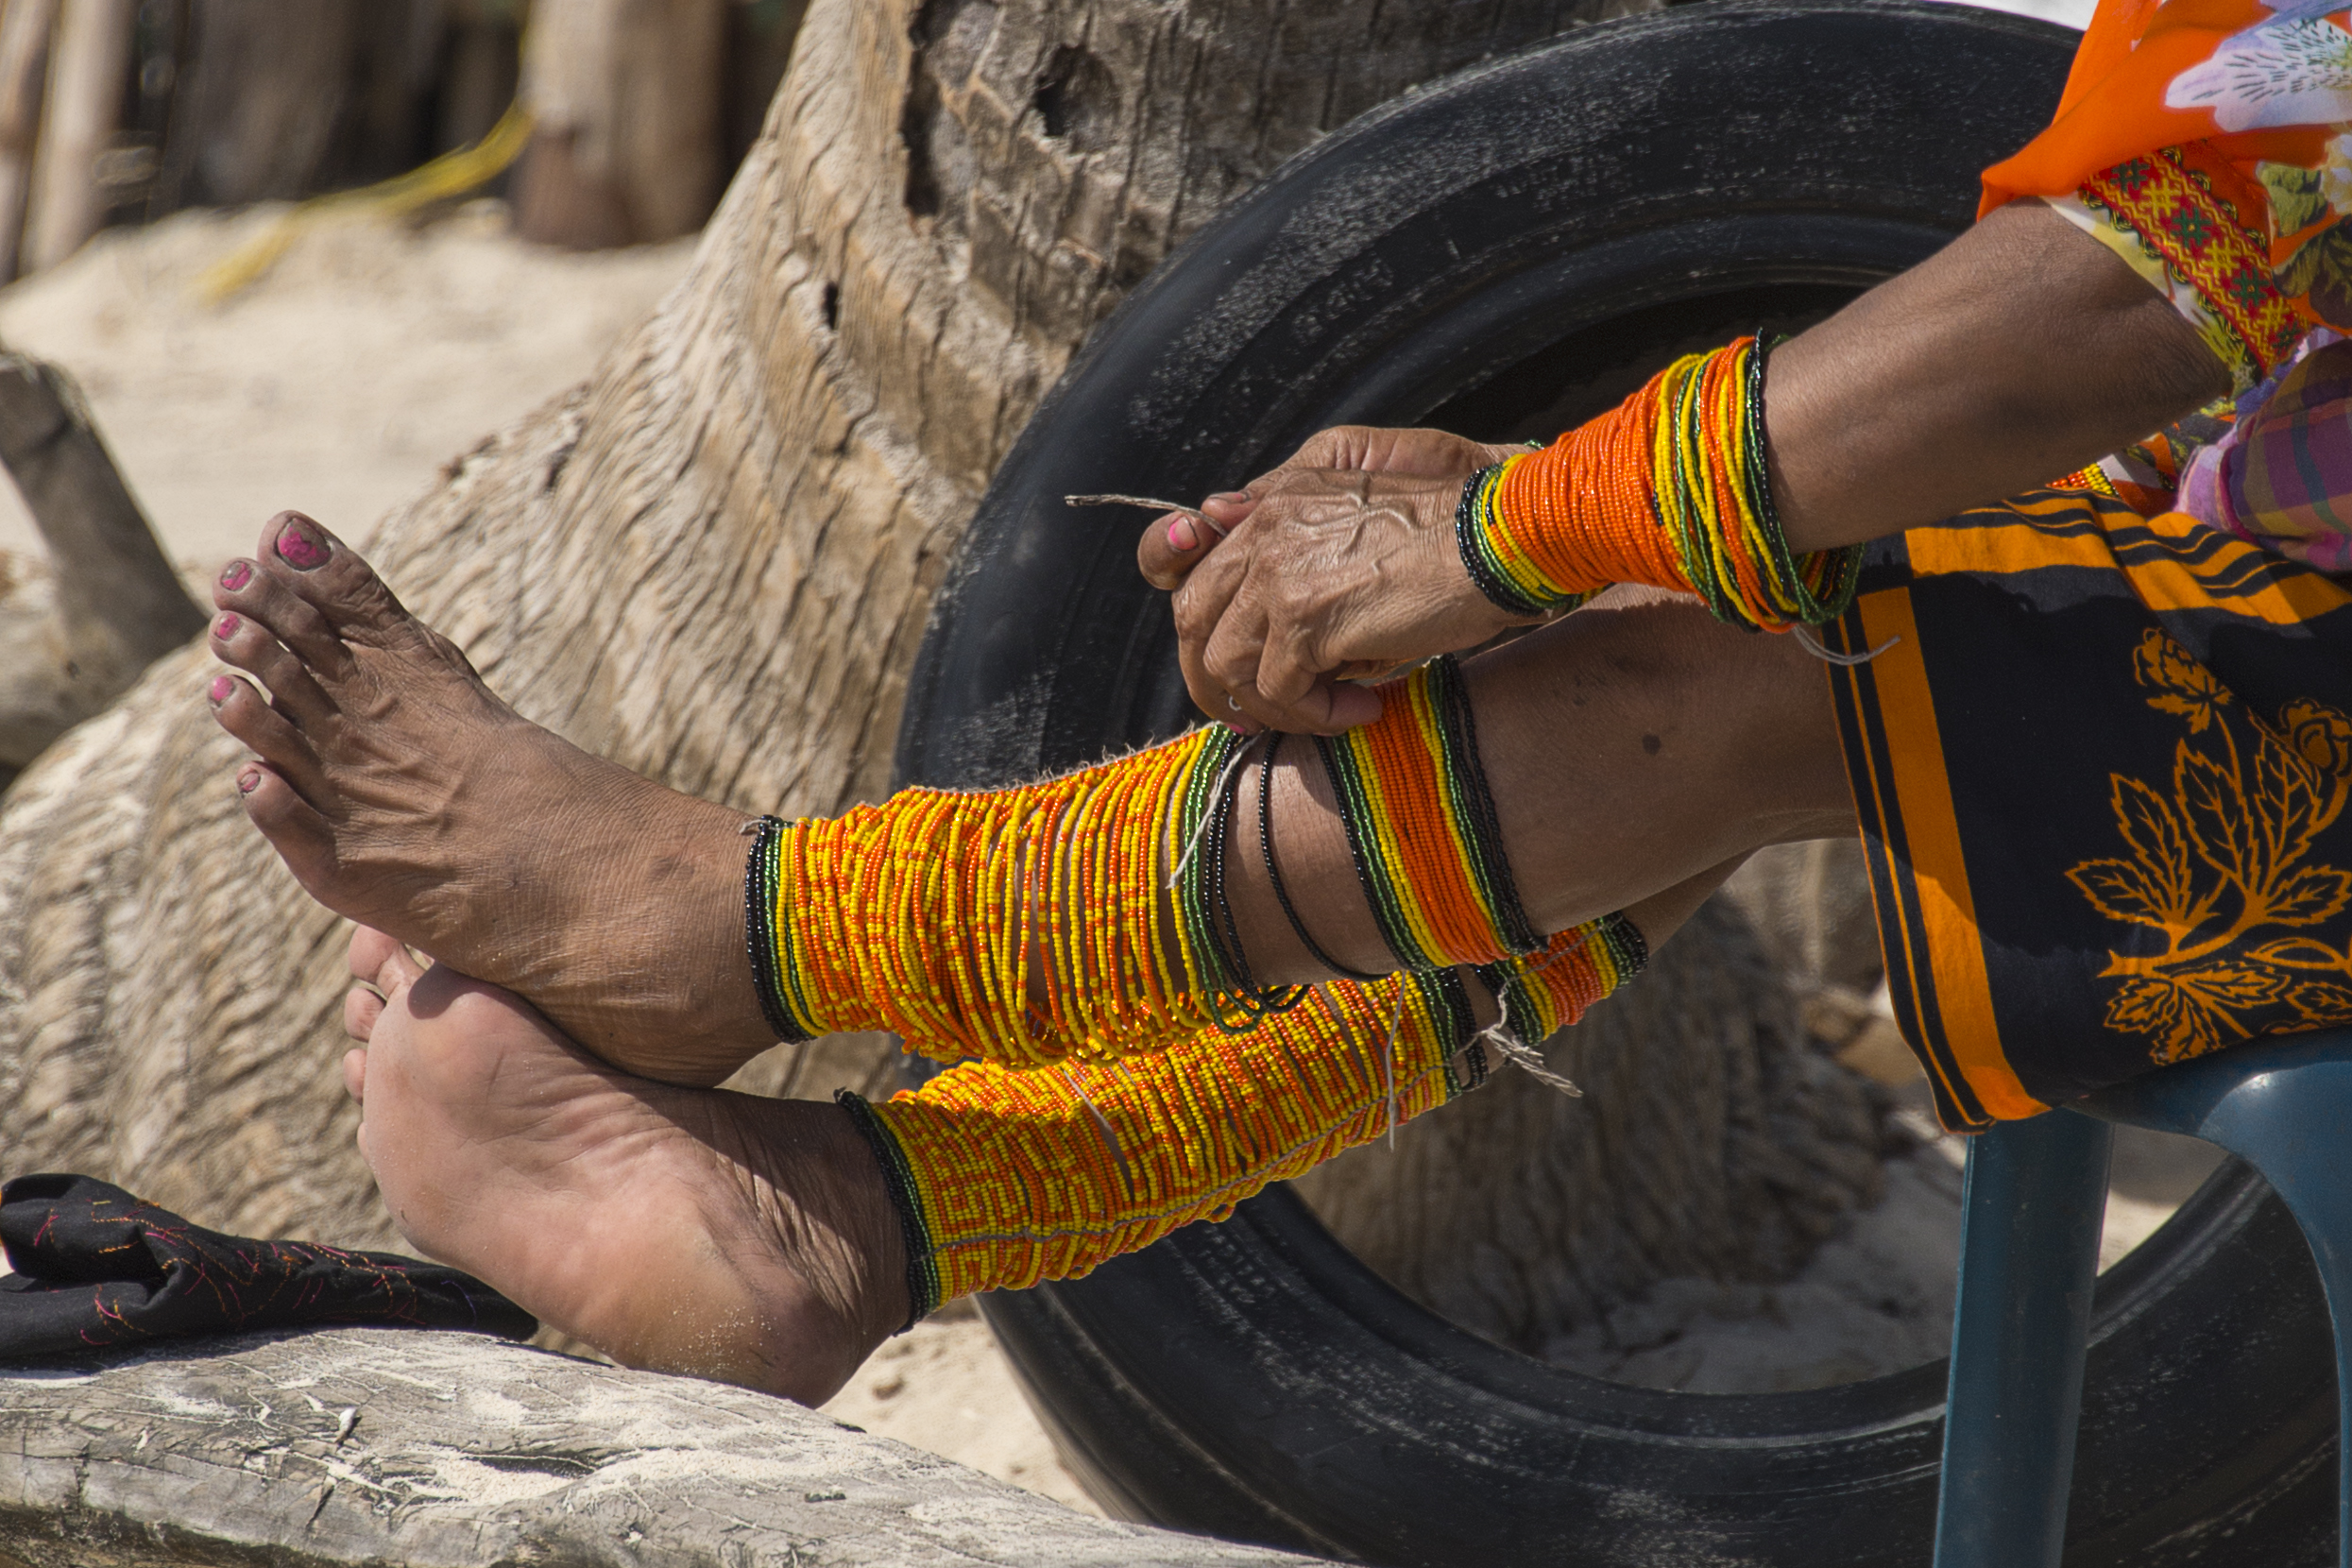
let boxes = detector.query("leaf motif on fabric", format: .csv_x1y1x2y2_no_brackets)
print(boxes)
2069,858,2186,931
2288,979,2352,1022
2133,629,2229,731
2177,740,2261,885
2260,863,2352,926
2252,935,2348,968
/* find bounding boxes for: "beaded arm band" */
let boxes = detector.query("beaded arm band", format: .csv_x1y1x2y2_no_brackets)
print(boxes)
1457,337,1863,633
1316,656,1542,973
843,913,1646,1320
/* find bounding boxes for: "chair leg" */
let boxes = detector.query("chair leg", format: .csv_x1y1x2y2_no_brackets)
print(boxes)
2118,1048,2352,1568
1934,1111,2113,1568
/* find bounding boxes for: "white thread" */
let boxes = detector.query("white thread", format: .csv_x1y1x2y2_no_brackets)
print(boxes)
1166,733,1258,889
1472,985,1583,1097
1793,625,1899,666
1065,493,1231,539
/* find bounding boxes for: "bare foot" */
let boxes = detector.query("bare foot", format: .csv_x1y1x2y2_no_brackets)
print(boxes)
340,926,906,1404
209,510,769,1084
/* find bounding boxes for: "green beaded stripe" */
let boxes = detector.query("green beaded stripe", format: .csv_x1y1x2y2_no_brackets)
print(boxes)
836,1090,942,1329
1423,655,1542,958
1314,657,1534,974
744,816,816,1044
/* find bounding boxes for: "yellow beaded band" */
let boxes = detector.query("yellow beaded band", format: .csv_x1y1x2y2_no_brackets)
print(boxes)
748,726,1284,1068
847,916,1645,1319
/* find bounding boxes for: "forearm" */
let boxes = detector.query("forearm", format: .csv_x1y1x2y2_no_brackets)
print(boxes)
1766,200,2228,554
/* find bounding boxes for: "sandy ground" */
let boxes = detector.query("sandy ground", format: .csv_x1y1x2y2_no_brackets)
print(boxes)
0,202,692,576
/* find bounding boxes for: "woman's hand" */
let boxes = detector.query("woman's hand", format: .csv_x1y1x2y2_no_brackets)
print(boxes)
1135,426,1537,733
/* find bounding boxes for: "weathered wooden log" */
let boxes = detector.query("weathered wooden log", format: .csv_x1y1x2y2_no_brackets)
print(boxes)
0,353,206,773
0,0,59,285
0,1327,1330,1566
18,0,128,275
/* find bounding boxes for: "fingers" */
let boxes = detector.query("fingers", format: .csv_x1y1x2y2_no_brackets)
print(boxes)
1136,493,1251,591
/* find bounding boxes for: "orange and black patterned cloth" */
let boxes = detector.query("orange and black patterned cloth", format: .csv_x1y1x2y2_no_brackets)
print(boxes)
1824,490,2352,1130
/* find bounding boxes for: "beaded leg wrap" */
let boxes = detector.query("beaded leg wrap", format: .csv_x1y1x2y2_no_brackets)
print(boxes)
1456,336,1862,631
744,725,1287,1069
744,656,1559,1069
844,916,1646,1320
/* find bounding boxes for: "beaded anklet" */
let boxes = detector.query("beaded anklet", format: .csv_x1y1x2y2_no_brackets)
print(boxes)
1457,336,1862,632
1315,656,1541,973
845,915,1645,1318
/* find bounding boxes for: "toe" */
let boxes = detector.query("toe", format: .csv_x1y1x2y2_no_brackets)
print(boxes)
209,611,335,729
343,1047,367,1100
349,924,425,994
209,673,331,795
215,555,351,681
345,984,383,1043
235,761,339,885
261,511,429,653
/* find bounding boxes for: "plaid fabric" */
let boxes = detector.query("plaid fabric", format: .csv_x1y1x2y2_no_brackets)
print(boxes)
2211,336,2352,573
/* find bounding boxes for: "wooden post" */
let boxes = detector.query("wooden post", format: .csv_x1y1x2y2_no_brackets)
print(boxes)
512,0,724,248
19,0,128,275
0,0,58,284
0,354,205,771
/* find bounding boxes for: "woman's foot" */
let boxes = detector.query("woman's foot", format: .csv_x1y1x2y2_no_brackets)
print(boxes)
340,926,907,1405
209,510,770,1084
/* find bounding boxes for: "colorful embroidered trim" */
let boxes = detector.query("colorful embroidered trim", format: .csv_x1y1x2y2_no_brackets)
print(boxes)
2076,150,2302,395
1457,337,1861,631
746,724,1289,1068
1315,656,1540,972
848,918,1645,1316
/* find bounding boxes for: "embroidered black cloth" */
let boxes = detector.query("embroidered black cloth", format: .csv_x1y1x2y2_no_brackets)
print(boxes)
0,1173,534,1357
1822,488,2352,1131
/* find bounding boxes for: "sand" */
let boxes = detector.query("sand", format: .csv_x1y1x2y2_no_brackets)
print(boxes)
0,201,693,575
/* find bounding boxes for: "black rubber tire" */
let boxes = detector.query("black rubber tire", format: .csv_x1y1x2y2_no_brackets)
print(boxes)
892,5,2340,1563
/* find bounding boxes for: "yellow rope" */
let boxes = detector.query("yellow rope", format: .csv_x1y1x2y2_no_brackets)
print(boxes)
194,99,538,305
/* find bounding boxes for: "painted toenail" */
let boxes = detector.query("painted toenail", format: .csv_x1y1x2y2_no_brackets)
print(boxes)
236,766,262,795
213,613,240,639
208,675,232,705
219,561,251,590
276,521,330,570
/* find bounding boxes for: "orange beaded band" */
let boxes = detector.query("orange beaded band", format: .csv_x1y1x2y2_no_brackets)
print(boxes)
1458,338,1860,630
849,916,1645,1319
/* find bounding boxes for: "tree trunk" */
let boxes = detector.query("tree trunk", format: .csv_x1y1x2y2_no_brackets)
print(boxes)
511,0,727,248
0,0,1880,1348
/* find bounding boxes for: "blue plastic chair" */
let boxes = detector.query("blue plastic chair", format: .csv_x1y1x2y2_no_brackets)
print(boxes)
1933,1028,2352,1567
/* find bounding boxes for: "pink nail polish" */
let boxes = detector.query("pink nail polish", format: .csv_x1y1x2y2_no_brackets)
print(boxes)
276,522,329,570
213,613,241,639
219,560,251,590
236,767,262,795
1168,517,1198,551
208,674,232,704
